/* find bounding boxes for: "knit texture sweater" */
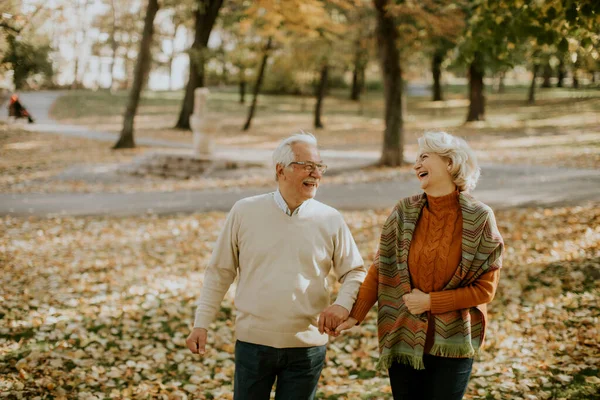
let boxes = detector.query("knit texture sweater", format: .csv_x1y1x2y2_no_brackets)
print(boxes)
194,193,366,348
349,192,503,370
351,190,500,354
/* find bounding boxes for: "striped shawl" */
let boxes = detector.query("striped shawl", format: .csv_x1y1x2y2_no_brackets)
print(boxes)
376,192,503,370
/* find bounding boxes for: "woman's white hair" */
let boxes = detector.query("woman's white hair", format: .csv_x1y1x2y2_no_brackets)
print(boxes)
418,131,480,192
272,131,318,180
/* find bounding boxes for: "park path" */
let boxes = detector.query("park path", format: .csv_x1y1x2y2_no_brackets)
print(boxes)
1,91,598,217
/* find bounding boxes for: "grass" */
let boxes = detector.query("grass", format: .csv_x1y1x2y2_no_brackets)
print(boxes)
48,85,600,154
2,85,598,194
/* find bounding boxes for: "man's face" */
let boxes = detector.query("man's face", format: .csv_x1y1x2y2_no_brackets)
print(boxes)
277,142,324,203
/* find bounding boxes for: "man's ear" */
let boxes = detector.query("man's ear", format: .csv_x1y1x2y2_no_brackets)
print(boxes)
276,164,285,179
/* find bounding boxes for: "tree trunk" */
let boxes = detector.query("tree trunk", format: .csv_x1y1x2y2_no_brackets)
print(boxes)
113,0,159,149
431,50,443,101
541,62,552,88
498,71,506,93
71,56,80,89
466,54,485,122
243,37,272,131
557,58,565,87
239,70,246,104
314,63,328,129
108,0,117,91
350,40,365,101
174,0,224,130
572,71,579,88
168,55,175,90
527,64,539,105
374,0,403,166
350,65,362,101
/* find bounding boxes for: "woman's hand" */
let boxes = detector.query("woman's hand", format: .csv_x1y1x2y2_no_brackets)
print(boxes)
402,288,431,315
331,317,358,337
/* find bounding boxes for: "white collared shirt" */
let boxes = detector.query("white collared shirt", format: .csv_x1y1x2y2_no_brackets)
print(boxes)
273,189,310,216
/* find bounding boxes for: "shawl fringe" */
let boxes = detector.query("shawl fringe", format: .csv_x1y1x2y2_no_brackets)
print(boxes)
377,353,425,371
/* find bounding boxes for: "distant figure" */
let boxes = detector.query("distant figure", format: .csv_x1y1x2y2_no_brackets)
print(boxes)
8,94,35,123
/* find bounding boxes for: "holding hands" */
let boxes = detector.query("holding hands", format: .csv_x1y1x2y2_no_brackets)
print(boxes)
324,288,431,338
318,304,350,335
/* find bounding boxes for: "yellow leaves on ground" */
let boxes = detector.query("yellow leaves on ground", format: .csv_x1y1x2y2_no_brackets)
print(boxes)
1,203,598,398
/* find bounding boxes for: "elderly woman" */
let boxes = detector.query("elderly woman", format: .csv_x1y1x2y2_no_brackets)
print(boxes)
334,131,504,400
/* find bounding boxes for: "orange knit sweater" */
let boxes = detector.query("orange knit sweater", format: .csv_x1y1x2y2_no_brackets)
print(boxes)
350,190,500,353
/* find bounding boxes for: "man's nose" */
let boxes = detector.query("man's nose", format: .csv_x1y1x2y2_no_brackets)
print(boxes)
310,168,323,178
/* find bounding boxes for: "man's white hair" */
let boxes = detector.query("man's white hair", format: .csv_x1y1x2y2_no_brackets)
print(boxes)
272,131,318,180
418,131,480,192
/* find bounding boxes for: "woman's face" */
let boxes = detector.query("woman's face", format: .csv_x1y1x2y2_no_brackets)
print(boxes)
413,151,454,193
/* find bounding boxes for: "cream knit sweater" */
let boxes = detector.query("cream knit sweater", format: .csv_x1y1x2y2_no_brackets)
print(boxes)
194,193,366,348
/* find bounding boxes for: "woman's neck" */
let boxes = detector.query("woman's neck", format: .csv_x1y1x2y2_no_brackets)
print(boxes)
424,182,456,197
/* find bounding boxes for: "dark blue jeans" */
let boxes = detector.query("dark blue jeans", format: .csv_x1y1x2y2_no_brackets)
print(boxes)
234,340,326,400
388,354,474,400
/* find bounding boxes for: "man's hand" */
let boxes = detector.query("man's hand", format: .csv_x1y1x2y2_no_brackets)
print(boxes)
318,304,349,335
186,328,208,355
332,317,358,337
402,288,431,315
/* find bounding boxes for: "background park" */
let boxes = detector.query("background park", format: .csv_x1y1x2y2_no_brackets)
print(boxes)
0,0,599,399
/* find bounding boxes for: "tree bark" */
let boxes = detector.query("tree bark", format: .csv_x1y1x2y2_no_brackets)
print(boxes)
527,64,539,105
71,56,80,89
239,70,246,104
466,54,485,122
243,37,272,131
431,50,443,101
557,58,565,87
314,63,328,129
113,0,159,149
498,71,506,93
350,40,365,101
541,62,552,88
108,0,117,91
168,55,175,90
174,0,224,130
374,0,403,166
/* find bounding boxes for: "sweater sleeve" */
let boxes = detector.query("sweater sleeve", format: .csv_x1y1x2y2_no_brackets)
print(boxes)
193,205,240,329
429,269,500,315
349,254,379,323
331,218,367,312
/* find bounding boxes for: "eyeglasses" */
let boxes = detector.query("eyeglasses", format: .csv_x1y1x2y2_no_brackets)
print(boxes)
288,161,328,174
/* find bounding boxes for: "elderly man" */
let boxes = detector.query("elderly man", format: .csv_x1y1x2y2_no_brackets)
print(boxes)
186,132,366,400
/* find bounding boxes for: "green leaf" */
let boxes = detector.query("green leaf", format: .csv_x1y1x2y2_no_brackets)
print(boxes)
580,4,593,17
565,5,578,22
580,37,592,48
558,37,568,53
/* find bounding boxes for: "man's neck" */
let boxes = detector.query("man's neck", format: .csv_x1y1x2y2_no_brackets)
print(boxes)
278,189,303,214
